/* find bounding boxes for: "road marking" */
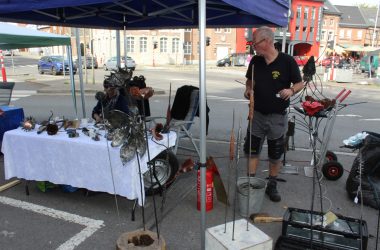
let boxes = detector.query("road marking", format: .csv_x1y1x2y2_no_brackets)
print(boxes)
0,196,104,250
359,118,380,121
11,90,37,102
337,114,362,117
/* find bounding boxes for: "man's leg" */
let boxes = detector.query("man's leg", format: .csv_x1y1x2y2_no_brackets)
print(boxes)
248,156,260,176
266,136,285,202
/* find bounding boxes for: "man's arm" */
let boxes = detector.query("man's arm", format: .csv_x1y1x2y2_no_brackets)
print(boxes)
244,78,255,100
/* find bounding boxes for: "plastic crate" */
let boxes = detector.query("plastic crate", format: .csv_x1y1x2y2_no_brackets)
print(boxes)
281,207,368,250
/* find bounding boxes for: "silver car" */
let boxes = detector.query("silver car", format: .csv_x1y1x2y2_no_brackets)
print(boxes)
104,56,136,71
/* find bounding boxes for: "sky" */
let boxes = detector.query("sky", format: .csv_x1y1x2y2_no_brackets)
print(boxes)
330,0,379,6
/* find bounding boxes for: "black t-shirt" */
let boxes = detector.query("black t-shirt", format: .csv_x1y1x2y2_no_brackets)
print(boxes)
245,52,302,114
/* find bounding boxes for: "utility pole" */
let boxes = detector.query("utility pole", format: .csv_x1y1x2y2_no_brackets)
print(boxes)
372,0,380,47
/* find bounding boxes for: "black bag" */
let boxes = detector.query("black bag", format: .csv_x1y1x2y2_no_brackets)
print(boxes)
346,132,380,209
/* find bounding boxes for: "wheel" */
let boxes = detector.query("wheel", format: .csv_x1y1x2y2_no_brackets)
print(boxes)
322,161,344,180
325,150,338,162
224,62,229,67
38,66,44,74
51,67,57,75
143,150,179,195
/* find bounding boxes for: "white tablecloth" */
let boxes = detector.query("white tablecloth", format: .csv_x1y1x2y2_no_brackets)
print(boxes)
1,126,176,205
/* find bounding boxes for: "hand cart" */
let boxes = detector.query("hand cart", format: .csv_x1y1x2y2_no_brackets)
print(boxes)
294,88,351,180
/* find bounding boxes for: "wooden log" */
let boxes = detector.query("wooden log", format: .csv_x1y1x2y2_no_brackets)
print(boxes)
116,229,166,250
0,180,21,192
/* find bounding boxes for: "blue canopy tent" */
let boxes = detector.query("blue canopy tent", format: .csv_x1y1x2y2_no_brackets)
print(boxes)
0,0,288,29
0,1,289,249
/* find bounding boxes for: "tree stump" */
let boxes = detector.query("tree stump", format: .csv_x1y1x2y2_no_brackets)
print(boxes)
116,229,166,250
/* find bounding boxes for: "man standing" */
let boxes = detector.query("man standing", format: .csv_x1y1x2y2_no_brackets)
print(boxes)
243,26,304,202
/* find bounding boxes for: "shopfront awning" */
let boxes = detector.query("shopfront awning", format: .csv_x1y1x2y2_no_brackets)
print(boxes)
338,44,380,53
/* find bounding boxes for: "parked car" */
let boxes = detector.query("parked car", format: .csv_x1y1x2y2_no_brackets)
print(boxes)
320,57,340,67
293,55,309,66
104,56,136,71
216,53,248,67
76,56,98,69
2,50,15,56
37,56,77,75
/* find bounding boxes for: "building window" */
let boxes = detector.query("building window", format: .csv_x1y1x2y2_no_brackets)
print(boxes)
139,37,147,53
311,7,316,20
323,20,326,26
328,31,333,41
185,28,191,32
304,7,309,19
310,27,314,33
321,30,326,40
357,30,362,39
303,26,307,32
329,19,334,25
339,30,344,39
296,26,300,31
184,41,192,55
224,28,231,33
127,37,134,53
296,6,301,19
215,28,221,33
172,38,179,53
160,37,168,53
347,29,352,39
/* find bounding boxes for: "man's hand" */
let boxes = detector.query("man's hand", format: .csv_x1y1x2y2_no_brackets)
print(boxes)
278,88,294,101
140,87,154,99
244,88,253,100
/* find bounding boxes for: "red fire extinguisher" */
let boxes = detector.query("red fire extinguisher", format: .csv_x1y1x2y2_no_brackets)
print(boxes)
197,168,213,212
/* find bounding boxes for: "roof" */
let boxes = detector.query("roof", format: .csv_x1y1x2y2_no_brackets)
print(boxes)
323,0,341,16
360,7,380,27
0,22,71,50
335,5,368,28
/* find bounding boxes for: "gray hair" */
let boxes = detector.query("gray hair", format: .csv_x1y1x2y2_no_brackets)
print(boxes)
255,26,274,43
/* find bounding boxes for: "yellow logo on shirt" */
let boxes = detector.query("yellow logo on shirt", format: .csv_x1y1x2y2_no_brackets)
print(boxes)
272,71,280,79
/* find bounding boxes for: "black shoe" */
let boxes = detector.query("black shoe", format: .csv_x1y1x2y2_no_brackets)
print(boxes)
265,180,281,202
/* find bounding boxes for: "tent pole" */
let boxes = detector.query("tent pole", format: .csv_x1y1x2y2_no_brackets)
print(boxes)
66,45,77,117
198,0,207,249
75,28,86,118
116,30,121,67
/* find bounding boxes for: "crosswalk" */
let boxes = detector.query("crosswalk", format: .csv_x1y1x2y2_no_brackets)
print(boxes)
4,64,35,68
11,90,37,102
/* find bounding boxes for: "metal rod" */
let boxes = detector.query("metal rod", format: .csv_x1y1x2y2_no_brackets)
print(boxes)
141,95,160,240
136,152,146,230
224,110,235,233
232,118,242,241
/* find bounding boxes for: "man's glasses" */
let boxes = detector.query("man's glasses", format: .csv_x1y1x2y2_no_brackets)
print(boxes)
253,38,265,47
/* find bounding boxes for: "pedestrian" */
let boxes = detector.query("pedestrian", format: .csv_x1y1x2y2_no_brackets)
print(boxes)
243,26,304,202
92,79,130,123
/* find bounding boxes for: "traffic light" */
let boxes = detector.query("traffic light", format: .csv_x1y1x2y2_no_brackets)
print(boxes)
153,41,158,49
206,36,210,46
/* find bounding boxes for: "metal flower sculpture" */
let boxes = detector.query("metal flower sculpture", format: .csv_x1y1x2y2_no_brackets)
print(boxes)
21,116,36,131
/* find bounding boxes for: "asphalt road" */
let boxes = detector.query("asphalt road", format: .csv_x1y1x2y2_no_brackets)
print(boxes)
6,56,380,153
2,56,380,250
